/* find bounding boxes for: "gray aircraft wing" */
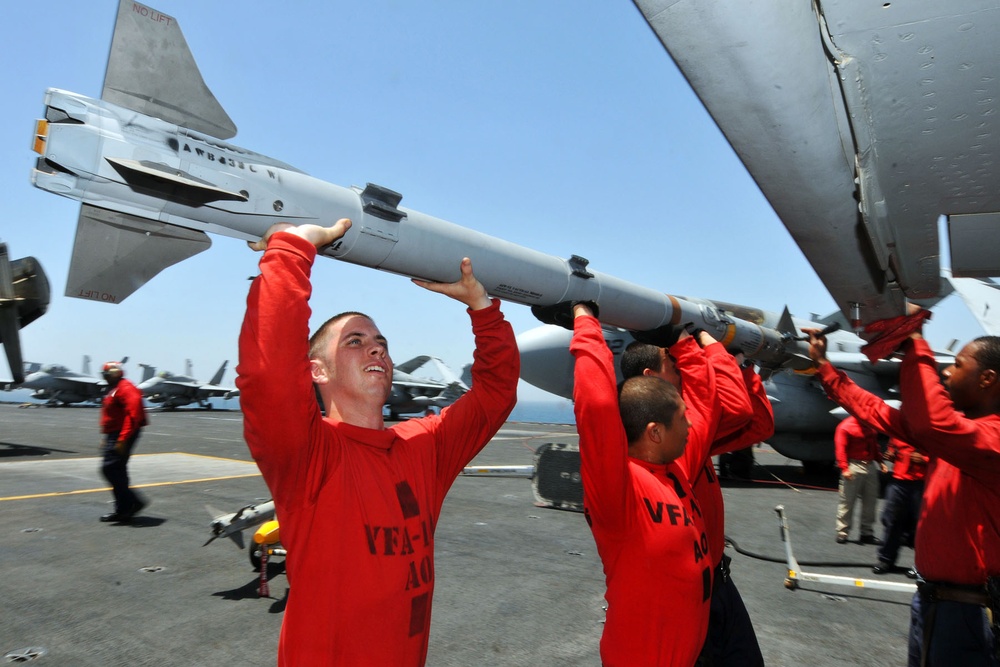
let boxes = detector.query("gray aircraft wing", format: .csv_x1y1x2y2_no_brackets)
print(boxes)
633,1,1000,323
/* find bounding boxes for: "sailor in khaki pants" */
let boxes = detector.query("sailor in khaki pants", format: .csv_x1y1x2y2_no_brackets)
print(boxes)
834,416,887,544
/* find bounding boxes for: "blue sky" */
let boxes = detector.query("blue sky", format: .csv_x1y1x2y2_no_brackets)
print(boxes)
0,1,985,399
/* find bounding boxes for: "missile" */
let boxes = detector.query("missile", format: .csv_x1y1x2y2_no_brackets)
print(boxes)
204,499,276,549
31,0,813,371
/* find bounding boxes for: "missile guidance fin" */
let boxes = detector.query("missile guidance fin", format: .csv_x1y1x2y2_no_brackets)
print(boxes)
66,204,211,304
105,158,249,204
102,0,237,139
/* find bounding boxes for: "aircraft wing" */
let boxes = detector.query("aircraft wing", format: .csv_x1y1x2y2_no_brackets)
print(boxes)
391,378,448,391
198,384,238,398
633,1,1000,324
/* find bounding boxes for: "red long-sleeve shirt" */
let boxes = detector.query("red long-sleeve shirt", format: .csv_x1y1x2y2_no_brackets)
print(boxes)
100,378,147,441
572,315,715,667
697,365,774,564
888,439,926,481
817,340,1000,585
834,416,881,472
236,233,519,666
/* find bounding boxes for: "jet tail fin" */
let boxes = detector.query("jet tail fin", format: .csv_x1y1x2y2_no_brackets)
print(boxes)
103,0,236,139
209,360,228,386
138,363,157,383
66,204,211,304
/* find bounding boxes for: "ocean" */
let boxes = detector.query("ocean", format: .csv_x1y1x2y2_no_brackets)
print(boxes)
1,389,576,425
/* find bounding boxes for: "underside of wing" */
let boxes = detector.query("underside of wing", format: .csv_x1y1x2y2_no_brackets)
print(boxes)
633,0,1000,323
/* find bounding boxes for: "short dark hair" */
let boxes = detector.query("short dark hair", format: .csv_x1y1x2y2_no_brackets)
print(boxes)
970,336,1000,373
618,376,682,444
621,341,662,380
309,311,375,359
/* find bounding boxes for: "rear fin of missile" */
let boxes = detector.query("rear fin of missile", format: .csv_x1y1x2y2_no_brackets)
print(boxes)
776,306,797,338
66,204,211,304
102,0,237,139
105,158,248,204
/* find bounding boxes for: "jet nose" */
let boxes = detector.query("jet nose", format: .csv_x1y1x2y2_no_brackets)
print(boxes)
516,325,575,398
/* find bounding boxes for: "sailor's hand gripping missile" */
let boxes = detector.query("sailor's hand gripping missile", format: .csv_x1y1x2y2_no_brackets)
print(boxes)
248,219,353,251
412,257,491,311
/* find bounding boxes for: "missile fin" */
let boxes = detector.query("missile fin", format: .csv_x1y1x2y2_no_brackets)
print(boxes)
65,204,211,304
105,158,248,204
776,306,797,337
102,0,237,139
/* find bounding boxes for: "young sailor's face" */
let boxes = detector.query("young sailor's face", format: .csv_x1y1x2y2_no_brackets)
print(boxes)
327,315,394,400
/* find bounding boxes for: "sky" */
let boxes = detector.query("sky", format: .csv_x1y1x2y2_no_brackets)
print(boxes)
0,1,987,401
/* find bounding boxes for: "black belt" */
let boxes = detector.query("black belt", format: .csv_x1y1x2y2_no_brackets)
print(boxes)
917,580,989,606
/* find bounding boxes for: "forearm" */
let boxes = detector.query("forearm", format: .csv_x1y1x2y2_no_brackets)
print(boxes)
571,314,629,524
237,233,323,476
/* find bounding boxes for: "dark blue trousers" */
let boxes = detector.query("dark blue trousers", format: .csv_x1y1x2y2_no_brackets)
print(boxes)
101,430,142,513
877,478,924,566
702,555,765,666
908,590,997,667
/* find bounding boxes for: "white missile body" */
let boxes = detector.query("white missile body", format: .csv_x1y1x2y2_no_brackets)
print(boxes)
32,1,814,371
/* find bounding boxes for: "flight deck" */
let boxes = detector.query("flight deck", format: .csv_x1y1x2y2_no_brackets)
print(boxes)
1,403,915,666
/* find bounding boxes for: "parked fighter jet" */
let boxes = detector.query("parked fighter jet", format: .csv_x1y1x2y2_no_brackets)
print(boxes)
136,359,237,410
386,356,469,419
16,355,125,406
0,242,49,384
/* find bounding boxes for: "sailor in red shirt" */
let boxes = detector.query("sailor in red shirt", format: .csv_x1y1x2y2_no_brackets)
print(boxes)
237,221,519,666
806,324,1000,666
621,341,770,666
98,361,149,523
571,304,730,666
833,416,886,544
872,438,926,576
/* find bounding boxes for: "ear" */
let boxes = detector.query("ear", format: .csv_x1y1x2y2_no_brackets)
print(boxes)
645,421,661,443
310,358,329,385
981,368,998,389
642,368,655,378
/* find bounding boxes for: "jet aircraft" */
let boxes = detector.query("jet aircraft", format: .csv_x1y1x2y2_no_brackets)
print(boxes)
15,355,125,406
136,359,237,410
385,355,470,419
